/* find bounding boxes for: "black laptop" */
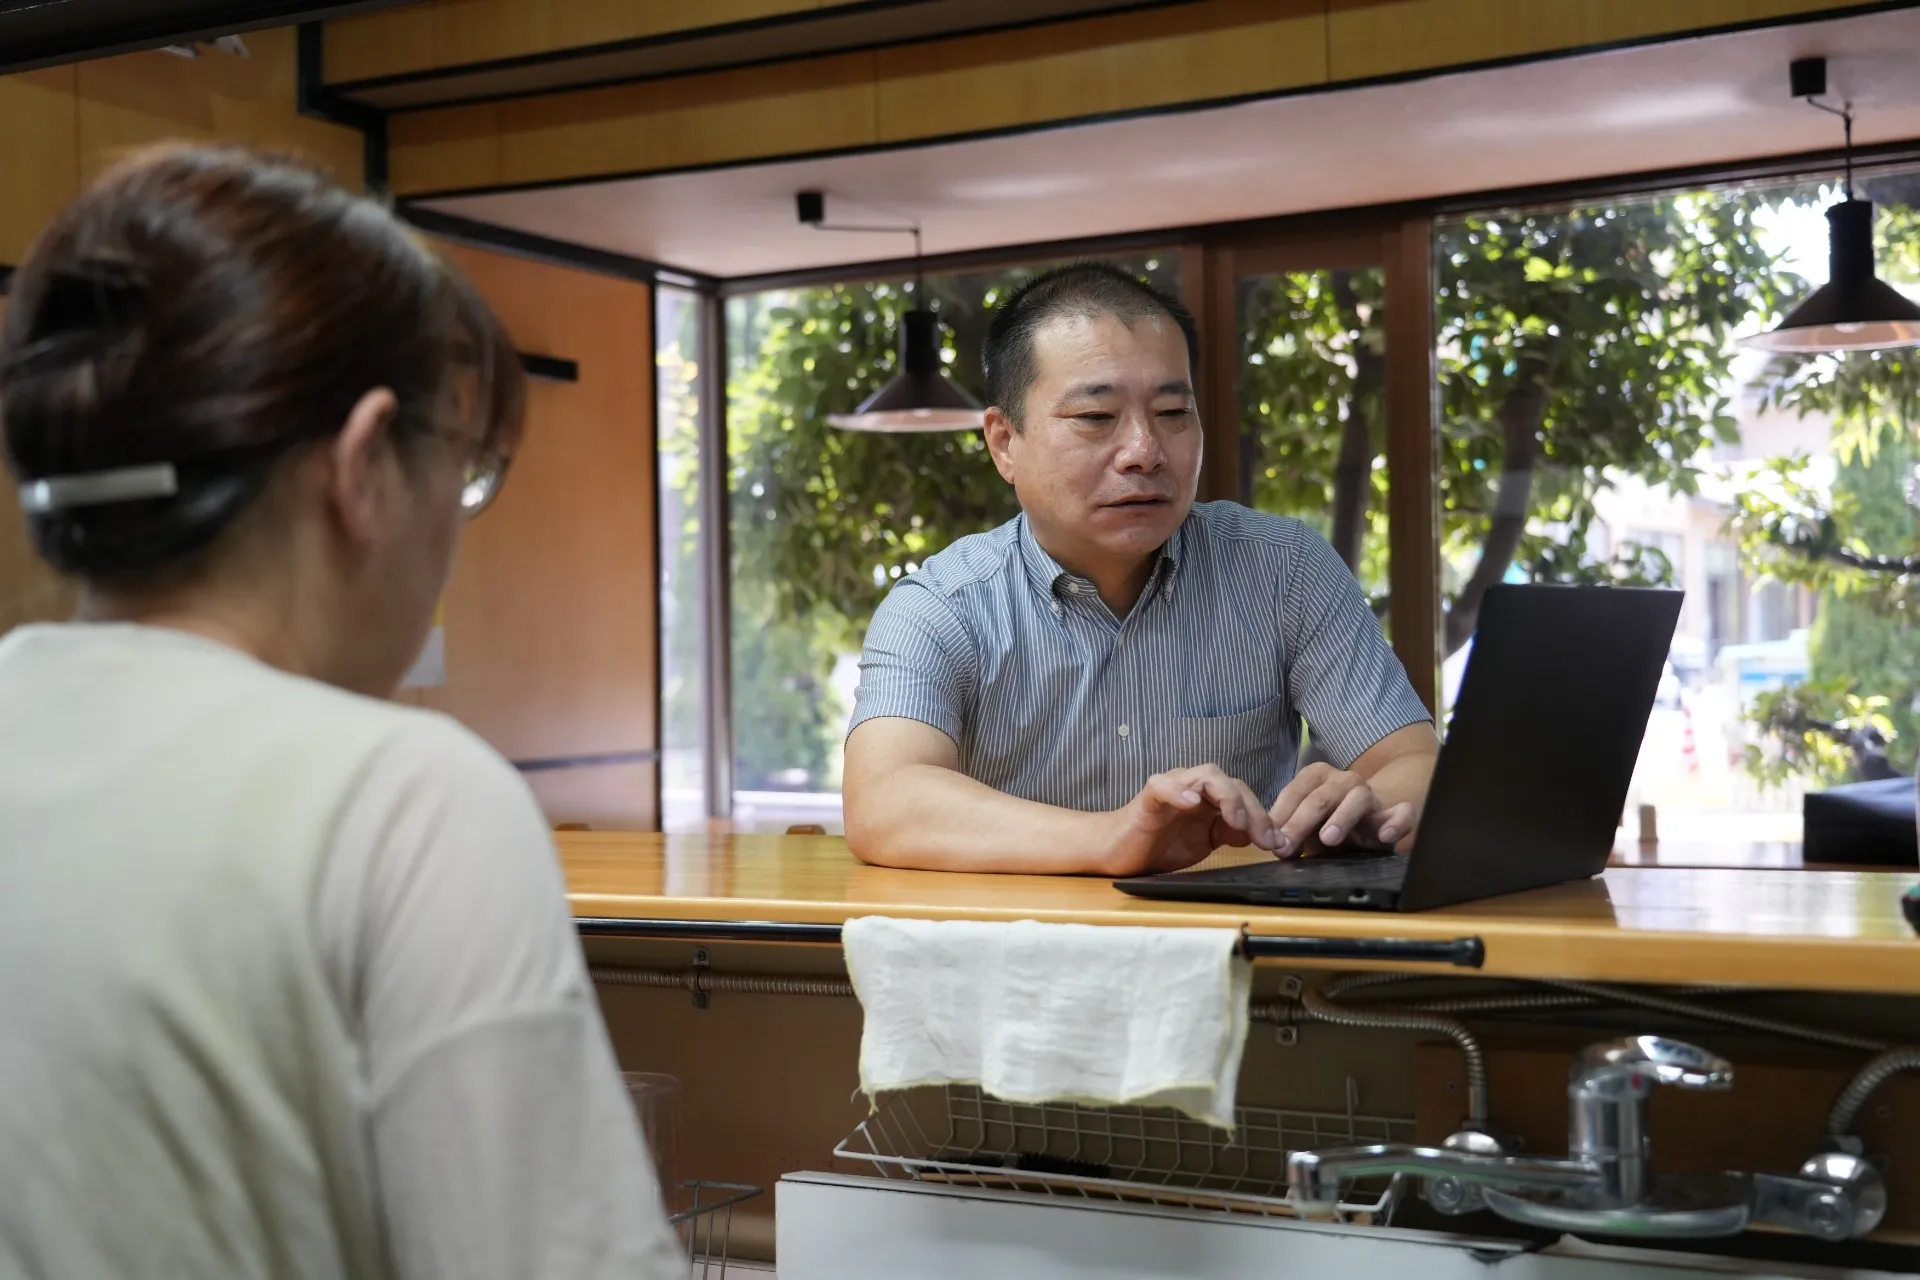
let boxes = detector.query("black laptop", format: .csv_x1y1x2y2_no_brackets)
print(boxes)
1115,584,1684,912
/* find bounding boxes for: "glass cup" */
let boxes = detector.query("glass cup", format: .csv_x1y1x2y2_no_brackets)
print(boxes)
622,1071,684,1216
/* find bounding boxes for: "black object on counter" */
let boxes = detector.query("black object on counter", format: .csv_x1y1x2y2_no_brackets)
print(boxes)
1902,884,1919,934
1803,777,1919,867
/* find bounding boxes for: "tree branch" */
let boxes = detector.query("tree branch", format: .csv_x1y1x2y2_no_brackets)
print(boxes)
1444,359,1548,655
1327,270,1383,571
1814,545,1920,575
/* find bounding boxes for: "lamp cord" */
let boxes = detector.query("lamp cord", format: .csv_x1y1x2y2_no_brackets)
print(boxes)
1804,94,1856,200
803,204,926,298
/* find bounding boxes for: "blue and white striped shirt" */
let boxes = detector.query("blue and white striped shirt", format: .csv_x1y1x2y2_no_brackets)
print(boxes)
849,501,1432,812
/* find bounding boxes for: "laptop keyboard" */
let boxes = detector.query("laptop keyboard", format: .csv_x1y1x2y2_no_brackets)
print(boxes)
1180,855,1409,887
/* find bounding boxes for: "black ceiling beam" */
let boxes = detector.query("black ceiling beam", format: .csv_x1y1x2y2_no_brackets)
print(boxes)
397,204,719,293
0,0,409,77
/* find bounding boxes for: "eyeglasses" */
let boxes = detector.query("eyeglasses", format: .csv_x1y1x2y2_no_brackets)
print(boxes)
460,450,512,518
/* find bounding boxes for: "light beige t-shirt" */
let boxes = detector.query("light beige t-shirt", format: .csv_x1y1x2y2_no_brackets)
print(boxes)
0,623,683,1280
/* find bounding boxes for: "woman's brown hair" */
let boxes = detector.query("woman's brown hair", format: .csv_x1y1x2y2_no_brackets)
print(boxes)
0,144,525,583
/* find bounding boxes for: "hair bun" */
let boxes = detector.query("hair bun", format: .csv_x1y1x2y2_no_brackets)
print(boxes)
30,258,147,344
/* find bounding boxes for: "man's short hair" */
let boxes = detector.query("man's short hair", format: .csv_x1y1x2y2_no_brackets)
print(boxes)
981,261,1199,429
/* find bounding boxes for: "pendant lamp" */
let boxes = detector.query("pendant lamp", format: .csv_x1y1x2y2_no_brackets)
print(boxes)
1745,59,1920,354
796,191,986,433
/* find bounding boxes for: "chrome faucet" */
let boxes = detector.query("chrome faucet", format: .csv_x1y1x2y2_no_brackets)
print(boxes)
1288,1035,1886,1242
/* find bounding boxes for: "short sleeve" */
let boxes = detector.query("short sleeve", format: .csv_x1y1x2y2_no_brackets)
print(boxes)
316,716,683,1280
1279,525,1433,769
847,580,978,745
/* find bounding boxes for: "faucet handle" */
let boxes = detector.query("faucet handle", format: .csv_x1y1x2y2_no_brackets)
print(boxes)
1574,1036,1733,1093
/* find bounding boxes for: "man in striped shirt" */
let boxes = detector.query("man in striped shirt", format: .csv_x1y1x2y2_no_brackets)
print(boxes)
843,263,1438,876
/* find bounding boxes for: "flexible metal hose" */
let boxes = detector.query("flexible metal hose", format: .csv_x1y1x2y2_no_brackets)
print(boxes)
1395,984,1745,1017
1405,992,1604,1015
1827,1047,1920,1135
1322,972,1424,998
1248,999,1305,1026
1304,976,1489,1124
1538,980,1889,1054
1330,975,1884,1052
590,966,856,999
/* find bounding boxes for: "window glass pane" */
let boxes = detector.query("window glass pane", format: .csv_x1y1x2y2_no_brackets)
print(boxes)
725,256,1180,831
1433,173,1920,851
655,286,705,831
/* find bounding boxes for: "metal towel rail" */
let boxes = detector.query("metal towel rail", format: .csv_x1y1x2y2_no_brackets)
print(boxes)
574,917,1485,968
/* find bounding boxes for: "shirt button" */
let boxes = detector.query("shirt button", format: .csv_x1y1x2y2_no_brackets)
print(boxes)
1117,724,1130,739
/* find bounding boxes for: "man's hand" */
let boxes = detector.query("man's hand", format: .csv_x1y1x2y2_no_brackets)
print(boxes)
1267,762,1416,857
1100,765,1281,878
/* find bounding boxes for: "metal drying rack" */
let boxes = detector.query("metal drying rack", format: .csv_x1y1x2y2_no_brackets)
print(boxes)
834,1084,1415,1223
670,1181,762,1279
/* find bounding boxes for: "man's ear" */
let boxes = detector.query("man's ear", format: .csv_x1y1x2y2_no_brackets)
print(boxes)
325,387,400,547
983,405,1018,485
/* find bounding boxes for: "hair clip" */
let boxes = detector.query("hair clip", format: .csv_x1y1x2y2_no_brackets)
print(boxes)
19,463,178,514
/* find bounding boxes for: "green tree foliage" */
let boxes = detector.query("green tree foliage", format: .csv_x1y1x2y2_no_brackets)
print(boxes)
1237,196,1790,648
1431,195,1793,649
1735,192,1920,784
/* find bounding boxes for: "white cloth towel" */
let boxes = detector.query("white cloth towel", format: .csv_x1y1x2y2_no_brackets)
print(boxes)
842,916,1253,1129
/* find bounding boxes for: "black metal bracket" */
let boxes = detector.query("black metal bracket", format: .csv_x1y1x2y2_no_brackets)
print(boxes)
518,352,579,383
575,917,1486,968
296,22,389,194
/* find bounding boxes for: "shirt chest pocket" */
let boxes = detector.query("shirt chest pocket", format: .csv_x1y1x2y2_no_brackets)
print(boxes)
1163,696,1289,783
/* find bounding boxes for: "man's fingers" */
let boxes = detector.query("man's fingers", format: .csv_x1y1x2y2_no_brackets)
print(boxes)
1266,763,1332,825
1274,778,1355,855
1318,783,1379,848
1370,801,1418,849
1191,771,1277,850
1138,771,1216,821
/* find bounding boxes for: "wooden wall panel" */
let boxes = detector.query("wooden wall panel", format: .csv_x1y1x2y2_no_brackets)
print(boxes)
72,29,361,188
418,244,659,828
873,0,1324,143
390,51,877,194
527,761,658,831
324,0,823,85
380,0,1873,197
387,99,505,193
1326,0,1871,82
495,52,876,191
0,67,80,265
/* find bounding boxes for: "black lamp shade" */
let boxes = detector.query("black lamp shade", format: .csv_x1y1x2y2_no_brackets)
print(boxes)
827,309,986,432
1746,200,1920,353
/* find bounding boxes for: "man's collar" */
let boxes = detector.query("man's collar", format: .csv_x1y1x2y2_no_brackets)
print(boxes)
1016,512,1073,599
1017,510,1190,605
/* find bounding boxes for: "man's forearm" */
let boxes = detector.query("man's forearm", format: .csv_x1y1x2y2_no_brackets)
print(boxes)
1356,734,1440,812
845,764,1117,874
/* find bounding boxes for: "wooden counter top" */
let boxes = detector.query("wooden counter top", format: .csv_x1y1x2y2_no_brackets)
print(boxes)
560,833,1920,995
